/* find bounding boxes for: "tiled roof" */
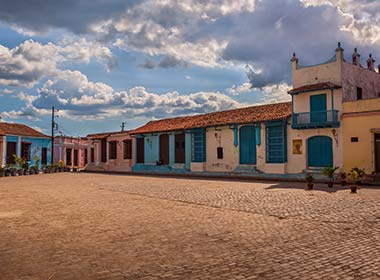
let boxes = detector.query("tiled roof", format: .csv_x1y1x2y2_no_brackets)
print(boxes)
87,130,130,139
288,82,341,95
131,102,291,134
0,122,49,138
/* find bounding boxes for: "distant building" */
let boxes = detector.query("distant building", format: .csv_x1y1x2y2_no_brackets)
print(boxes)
53,136,88,169
86,131,133,172
0,122,51,167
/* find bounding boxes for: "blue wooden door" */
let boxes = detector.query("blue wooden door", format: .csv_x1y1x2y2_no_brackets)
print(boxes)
240,125,256,164
310,94,327,123
307,136,333,167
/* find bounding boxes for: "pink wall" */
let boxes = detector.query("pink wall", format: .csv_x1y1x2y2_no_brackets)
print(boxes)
0,137,3,166
86,131,133,172
53,136,88,168
342,62,380,102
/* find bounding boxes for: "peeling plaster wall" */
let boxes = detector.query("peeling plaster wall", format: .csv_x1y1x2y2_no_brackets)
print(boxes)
342,62,380,102
205,126,238,172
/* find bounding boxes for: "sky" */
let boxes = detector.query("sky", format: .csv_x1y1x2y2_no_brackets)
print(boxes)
0,0,379,136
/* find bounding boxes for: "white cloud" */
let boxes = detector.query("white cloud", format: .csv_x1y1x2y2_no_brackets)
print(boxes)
0,39,115,87
301,0,380,44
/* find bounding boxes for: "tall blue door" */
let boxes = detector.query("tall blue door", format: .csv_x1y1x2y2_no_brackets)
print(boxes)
239,125,256,164
307,136,333,167
310,94,327,123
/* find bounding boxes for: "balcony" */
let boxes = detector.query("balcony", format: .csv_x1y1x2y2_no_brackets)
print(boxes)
292,110,340,129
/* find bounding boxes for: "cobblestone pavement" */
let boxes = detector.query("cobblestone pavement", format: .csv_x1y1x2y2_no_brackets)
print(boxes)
1,173,380,280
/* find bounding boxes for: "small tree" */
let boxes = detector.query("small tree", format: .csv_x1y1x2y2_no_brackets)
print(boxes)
305,173,314,190
322,166,339,188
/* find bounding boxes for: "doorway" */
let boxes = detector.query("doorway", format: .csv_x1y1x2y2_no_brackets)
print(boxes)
239,125,256,165
66,149,72,166
375,134,380,173
159,134,170,165
307,136,333,167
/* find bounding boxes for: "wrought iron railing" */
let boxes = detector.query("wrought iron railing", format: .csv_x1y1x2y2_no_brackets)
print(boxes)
292,110,339,129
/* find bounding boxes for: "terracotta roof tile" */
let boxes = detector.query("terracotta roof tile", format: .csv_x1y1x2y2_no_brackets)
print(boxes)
288,82,341,95
0,122,49,138
131,102,291,134
87,130,131,139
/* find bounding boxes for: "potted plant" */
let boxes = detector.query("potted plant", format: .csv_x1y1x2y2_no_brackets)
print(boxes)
58,160,65,172
0,166,4,177
9,165,17,176
350,167,365,185
322,166,339,188
348,168,365,193
339,172,347,186
305,173,314,190
13,155,24,176
4,165,11,177
32,156,40,175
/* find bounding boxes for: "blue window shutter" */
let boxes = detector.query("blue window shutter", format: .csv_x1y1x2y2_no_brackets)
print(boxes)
265,121,287,163
191,128,206,162
255,125,261,146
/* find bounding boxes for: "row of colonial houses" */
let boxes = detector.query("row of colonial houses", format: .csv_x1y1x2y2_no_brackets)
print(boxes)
1,43,379,176
85,43,380,176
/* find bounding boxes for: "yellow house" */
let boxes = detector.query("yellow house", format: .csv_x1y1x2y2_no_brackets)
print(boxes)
343,99,380,173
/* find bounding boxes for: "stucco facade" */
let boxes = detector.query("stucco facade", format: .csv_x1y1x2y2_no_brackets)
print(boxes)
54,136,88,168
86,131,134,172
342,99,380,173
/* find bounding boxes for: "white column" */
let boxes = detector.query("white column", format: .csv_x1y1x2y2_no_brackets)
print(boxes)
1,136,5,166
17,136,21,157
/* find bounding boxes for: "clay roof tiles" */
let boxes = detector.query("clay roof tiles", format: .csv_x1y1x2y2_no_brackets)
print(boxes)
288,82,341,95
0,122,49,138
131,102,292,134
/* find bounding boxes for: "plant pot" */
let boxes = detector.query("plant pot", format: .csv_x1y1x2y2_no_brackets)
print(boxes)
307,183,314,190
0,171,4,177
5,170,11,177
350,185,358,194
340,180,346,187
11,170,17,176
327,182,333,188
17,169,24,176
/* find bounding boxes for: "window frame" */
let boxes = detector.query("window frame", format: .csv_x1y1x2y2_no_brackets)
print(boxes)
123,139,132,160
108,141,117,160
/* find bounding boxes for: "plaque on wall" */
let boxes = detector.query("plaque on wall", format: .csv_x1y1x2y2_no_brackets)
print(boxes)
292,139,302,155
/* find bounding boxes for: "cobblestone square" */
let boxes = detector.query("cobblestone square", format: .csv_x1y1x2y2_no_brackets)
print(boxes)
1,173,380,279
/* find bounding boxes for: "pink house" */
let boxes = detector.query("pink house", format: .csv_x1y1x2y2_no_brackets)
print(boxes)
85,130,134,172
53,136,88,169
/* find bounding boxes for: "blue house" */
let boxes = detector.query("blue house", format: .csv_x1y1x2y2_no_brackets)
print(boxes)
0,122,51,167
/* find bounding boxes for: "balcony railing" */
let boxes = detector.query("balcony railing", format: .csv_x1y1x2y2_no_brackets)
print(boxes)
292,110,339,129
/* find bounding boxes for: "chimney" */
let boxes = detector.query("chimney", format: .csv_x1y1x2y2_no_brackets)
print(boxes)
367,54,375,71
335,42,344,61
352,48,360,66
291,53,299,70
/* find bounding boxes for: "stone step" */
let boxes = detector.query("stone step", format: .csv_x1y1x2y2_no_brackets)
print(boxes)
233,165,260,174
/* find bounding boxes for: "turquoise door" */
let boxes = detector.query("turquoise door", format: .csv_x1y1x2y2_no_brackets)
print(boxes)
239,125,256,164
307,136,333,167
310,94,327,123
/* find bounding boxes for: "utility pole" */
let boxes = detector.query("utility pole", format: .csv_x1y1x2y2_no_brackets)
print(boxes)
51,107,59,165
